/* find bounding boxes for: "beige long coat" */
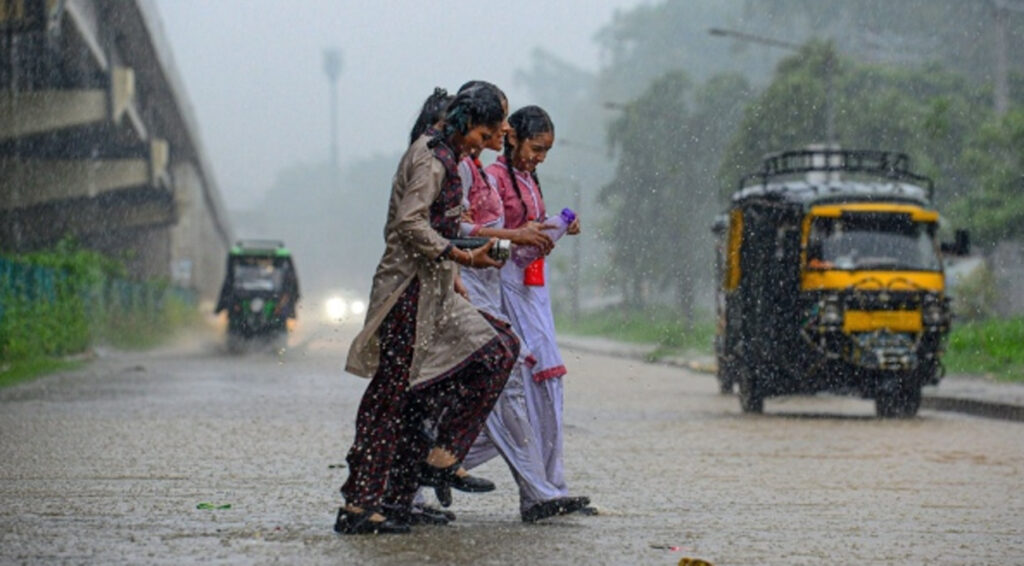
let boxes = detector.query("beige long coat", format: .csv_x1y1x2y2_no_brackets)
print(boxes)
345,135,498,388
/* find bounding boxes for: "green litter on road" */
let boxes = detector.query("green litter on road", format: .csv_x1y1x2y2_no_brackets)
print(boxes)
196,503,231,510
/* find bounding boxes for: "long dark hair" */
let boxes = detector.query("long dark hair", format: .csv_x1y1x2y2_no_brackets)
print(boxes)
458,80,507,104
409,87,453,145
434,85,504,146
504,105,554,216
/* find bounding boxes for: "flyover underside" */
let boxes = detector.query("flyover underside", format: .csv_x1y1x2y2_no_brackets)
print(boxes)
0,187,176,246
1,0,231,299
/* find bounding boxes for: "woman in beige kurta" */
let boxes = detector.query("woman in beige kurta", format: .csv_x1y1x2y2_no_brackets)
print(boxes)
335,85,519,535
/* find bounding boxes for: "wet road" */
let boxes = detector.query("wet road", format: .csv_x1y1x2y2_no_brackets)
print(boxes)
1,322,1022,565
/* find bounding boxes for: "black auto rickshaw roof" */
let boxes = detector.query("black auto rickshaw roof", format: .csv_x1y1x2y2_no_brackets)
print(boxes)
229,239,292,258
731,148,935,209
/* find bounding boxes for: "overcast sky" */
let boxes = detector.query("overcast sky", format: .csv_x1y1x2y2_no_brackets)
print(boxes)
152,0,646,208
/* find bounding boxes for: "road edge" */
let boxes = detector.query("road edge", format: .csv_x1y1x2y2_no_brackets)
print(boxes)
558,336,1024,423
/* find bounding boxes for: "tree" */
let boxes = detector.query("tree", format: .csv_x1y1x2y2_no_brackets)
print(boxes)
754,0,1024,109
601,71,754,321
951,109,1024,245
718,41,991,205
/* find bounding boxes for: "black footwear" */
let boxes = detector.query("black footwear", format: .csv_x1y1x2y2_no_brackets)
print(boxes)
578,505,600,516
451,473,495,493
434,484,453,508
416,503,456,522
333,507,410,535
409,503,453,526
521,496,591,523
384,503,452,526
419,462,496,493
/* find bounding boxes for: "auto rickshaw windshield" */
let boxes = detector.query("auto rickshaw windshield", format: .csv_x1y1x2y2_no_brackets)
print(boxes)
806,213,941,272
233,258,284,292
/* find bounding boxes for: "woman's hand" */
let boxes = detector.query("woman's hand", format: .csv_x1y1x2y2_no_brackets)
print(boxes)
567,217,581,235
512,221,555,253
453,272,469,299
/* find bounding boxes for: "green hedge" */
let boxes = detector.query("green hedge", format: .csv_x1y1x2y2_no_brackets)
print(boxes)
0,240,197,381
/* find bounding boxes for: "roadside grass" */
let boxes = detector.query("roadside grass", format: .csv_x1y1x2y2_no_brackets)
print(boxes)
97,295,203,351
555,306,715,358
945,317,1024,382
0,358,83,388
0,303,202,389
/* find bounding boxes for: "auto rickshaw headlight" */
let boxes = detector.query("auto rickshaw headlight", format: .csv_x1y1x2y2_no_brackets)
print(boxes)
250,298,265,313
820,296,843,326
922,299,945,326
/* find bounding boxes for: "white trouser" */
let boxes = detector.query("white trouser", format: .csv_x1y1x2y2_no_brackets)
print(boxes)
463,362,564,510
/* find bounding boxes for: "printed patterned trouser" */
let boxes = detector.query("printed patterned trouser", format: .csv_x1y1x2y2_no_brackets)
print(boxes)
341,278,519,510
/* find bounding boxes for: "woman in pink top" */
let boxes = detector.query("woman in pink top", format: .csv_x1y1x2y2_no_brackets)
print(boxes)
483,105,588,521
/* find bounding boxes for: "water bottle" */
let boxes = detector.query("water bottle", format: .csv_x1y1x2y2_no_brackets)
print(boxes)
511,207,576,268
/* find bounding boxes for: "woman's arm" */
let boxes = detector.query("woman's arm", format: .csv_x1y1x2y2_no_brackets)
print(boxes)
392,147,502,268
475,222,554,254
392,148,458,260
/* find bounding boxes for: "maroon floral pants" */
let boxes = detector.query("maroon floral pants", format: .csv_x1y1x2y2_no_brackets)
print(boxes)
341,278,519,510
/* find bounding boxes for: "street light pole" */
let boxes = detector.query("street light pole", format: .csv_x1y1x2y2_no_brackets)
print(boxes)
322,48,343,172
709,27,836,146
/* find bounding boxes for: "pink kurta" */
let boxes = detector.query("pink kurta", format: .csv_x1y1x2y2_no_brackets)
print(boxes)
459,156,505,235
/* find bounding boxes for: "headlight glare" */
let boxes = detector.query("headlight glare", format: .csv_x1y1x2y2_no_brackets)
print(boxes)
326,297,348,320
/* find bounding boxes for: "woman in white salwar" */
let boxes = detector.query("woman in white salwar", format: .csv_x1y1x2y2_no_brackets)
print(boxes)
452,91,590,522
480,105,590,522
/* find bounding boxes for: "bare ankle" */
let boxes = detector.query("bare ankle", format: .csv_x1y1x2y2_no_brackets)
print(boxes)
425,447,457,469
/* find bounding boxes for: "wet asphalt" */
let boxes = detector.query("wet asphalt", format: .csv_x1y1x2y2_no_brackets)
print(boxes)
1,321,1022,565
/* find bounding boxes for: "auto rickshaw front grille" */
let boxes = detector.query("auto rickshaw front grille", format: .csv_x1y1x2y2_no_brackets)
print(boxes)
842,293,922,311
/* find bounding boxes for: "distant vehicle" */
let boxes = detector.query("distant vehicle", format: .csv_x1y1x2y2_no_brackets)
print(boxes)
215,240,300,352
321,289,367,325
712,148,970,417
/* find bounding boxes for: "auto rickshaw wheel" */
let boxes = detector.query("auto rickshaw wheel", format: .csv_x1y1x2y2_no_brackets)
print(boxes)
875,383,922,418
716,359,736,394
738,364,764,414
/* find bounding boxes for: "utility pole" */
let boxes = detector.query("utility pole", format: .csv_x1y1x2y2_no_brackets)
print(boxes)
994,1,1010,116
544,171,584,323
992,0,1024,116
570,177,582,323
322,48,342,171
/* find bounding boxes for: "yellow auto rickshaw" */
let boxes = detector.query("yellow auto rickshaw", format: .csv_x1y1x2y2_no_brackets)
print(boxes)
712,148,969,417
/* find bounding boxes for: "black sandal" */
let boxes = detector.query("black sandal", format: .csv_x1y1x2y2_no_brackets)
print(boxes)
419,462,496,493
333,507,410,535
521,496,591,523
382,503,451,526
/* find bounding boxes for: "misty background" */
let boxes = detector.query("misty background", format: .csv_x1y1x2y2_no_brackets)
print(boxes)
153,0,1024,319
